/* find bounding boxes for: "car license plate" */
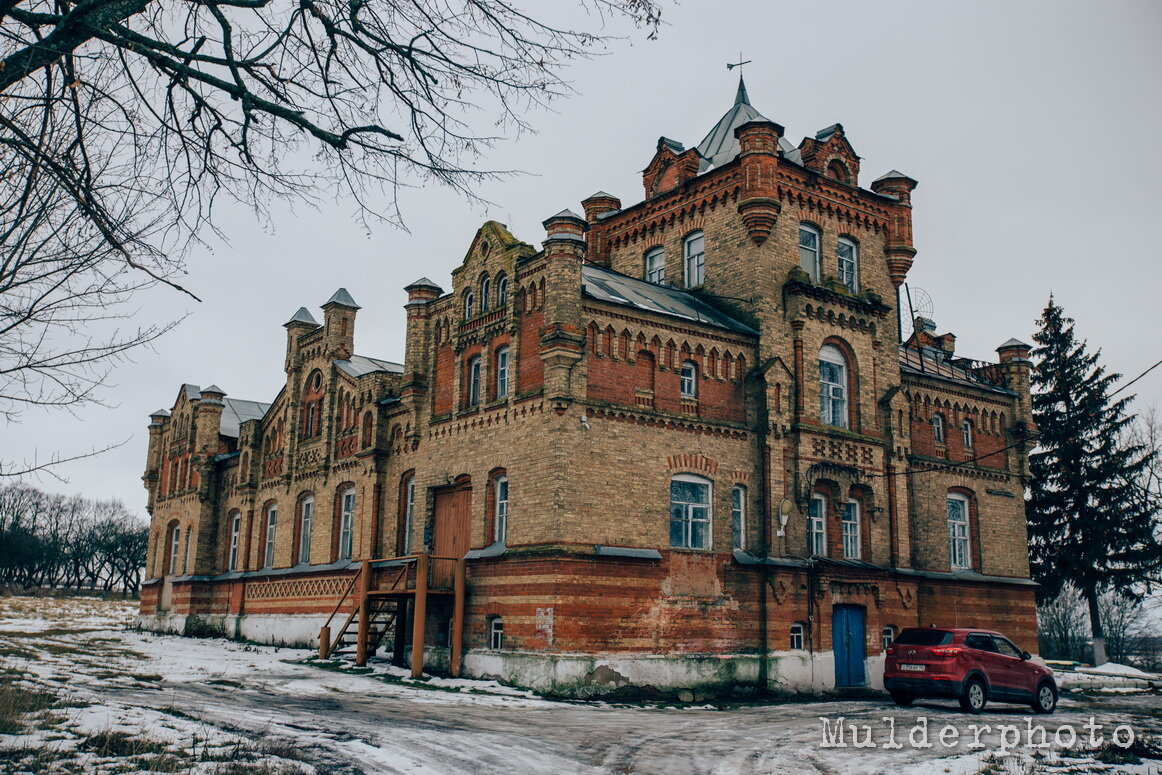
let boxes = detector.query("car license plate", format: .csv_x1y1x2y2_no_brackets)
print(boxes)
899,664,926,672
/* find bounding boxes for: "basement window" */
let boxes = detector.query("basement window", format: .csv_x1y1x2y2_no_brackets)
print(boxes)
790,622,806,651
489,617,504,650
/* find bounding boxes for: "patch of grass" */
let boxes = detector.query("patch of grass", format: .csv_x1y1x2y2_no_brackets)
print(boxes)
0,681,58,733
134,753,191,772
207,678,243,688
131,673,164,682
158,705,196,721
79,731,170,757
0,643,36,660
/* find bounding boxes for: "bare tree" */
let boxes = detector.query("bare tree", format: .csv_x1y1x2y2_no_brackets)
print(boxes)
1037,584,1088,663
2,0,661,470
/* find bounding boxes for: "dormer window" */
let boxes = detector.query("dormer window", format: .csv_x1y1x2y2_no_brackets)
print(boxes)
645,247,665,284
799,224,821,281
683,231,705,287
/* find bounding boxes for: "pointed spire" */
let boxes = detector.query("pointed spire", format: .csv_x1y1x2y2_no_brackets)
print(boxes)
285,307,319,327
324,288,361,309
735,75,750,106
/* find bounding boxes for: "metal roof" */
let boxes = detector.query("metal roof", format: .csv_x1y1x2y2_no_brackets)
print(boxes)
335,354,404,378
220,398,271,437
899,346,1014,395
998,338,1030,350
581,264,757,335
286,307,320,327
695,76,801,171
324,288,361,309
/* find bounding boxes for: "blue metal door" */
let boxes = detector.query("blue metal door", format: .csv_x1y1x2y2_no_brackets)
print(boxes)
832,605,866,687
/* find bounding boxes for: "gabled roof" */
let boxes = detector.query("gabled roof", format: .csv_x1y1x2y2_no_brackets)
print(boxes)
696,76,801,171
581,264,757,335
220,398,271,438
335,354,404,378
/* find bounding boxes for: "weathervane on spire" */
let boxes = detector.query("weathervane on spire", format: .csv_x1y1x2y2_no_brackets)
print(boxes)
726,54,752,72
726,54,752,105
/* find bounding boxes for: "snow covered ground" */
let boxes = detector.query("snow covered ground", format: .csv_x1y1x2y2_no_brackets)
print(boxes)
0,596,1160,774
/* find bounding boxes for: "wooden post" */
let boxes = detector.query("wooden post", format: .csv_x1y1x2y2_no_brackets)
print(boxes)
392,599,408,667
410,554,429,678
450,557,467,677
316,627,330,659
355,560,372,666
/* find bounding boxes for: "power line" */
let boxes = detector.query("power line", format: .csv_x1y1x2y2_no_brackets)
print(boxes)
1111,356,1162,397
867,438,1029,479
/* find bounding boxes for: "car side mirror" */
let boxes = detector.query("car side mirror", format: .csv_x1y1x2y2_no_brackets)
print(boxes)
1021,651,1031,661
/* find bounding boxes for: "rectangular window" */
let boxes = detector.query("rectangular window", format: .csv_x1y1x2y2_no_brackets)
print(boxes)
645,247,665,284
489,618,504,649
837,239,858,292
819,359,847,428
947,496,970,569
264,507,277,568
799,226,820,280
669,477,711,550
731,486,745,551
169,527,180,574
790,623,805,650
841,501,860,559
494,476,509,544
467,357,481,407
228,514,241,571
299,499,313,565
807,495,826,556
496,347,510,399
684,232,705,287
403,477,415,554
339,490,355,560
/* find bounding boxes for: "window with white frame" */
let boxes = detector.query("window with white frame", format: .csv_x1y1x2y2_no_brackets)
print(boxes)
731,485,746,551
168,524,181,574
684,231,705,287
841,500,860,560
495,273,508,307
819,345,848,428
799,224,821,281
808,494,826,556
228,513,241,571
467,356,482,407
947,493,970,570
790,622,805,650
489,617,504,649
339,488,355,560
495,346,510,399
882,626,896,651
480,275,491,312
463,291,475,320
932,413,945,444
263,506,277,568
493,475,509,544
837,237,858,292
645,247,665,284
402,475,415,554
680,360,698,399
183,526,192,573
962,419,974,449
298,495,314,565
670,475,711,550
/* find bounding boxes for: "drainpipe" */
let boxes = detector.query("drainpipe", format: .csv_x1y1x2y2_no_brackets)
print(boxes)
879,385,902,568
755,369,772,694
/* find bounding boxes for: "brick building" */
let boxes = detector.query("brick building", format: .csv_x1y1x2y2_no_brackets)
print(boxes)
139,79,1038,697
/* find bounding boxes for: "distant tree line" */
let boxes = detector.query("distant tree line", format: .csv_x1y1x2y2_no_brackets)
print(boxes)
0,483,147,596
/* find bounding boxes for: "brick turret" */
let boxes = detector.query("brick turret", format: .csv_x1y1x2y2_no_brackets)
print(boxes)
871,170,919,288
284,307,320,374
403,277,443,396
322,289,360,360
540,210,587,410
735,119,784,245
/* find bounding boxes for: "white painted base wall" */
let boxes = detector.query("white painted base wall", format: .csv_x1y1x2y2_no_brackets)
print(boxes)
137,613,886,697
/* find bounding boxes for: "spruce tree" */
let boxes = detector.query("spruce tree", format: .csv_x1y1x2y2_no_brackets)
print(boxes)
1028,298,1162,664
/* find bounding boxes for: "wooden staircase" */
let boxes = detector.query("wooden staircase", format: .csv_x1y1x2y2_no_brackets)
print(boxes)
318,554,466,677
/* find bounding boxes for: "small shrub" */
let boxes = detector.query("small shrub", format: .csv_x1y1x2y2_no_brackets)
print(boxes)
0,682,57,733
79,730,169,757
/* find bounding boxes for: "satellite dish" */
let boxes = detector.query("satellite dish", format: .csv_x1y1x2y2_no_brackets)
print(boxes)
903,285,935,340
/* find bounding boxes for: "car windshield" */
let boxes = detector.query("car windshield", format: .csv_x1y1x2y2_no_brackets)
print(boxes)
894,629,953,646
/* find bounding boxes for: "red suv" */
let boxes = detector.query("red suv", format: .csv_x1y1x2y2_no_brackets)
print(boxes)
883,627,1057,713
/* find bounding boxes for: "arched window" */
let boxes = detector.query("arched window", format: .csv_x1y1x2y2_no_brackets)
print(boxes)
168,523,181,575
302,371,323,438
962,419,974,449
489,616,505,649
644,246,665,284
799,224,821,281
263,504,278,568
495,346,510,399
401,474,416,554
493,474,509,544
680,360,698,398
227,512,241,572
731,485,746,551
932,413,945,444
827,160,850,184
466,355,482,407
463,290,475,320
841,499,860,559
298,494,314,565
670,474,711,549
882,626,896,651
837,237,858,292
819,345,848,428
807,493,826,556
790,622,806,650
495,273,508,306
947,492,971,570
338,487,355,560
684,231,705,287
361,411,374,448
479,275,491,312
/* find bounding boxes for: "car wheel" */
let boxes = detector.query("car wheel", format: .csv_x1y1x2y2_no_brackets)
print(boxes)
959,677,987,714
890,692,914,707
1031,682,1057,714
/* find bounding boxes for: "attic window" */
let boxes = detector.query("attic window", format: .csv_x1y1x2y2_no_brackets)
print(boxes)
481,241,491,256
827,160,850,184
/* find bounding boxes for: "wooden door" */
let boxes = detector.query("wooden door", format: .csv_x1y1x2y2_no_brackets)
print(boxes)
432,484,471,588
832,605,867,687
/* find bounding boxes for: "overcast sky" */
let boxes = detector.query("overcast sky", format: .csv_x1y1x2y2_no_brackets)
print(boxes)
6,0,1161,516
